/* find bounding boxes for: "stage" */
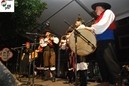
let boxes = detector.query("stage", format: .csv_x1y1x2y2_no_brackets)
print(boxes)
17,77,100,86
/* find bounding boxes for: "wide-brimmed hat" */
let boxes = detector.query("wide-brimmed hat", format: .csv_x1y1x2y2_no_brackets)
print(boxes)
92,2,111,10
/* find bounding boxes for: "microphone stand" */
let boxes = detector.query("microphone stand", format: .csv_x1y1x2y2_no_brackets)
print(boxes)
11,46,25,80
27,33,43,86
28,34,37,86
64,19,95,51
74,30,78,86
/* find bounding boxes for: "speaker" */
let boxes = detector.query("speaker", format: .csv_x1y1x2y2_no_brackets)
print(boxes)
0,61,17,86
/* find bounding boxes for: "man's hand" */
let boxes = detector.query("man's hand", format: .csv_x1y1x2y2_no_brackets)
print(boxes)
85,26,95,33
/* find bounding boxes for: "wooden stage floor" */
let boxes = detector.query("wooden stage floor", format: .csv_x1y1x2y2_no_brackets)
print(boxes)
18,77,100,86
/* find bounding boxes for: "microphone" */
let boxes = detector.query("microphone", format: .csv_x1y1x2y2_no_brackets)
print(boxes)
22,43,41,46
22,44,26,46
11,48,15,50
11,46,25,50
26,32,44,36
26,32,38,35
22,43,32,46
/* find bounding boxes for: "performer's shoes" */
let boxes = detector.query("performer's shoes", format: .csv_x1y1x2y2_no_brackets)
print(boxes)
63,81,69,84
51,77,56,82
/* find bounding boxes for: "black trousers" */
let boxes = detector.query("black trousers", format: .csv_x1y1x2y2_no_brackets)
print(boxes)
78,70,87,86
96,40,121,84
77,57,87,86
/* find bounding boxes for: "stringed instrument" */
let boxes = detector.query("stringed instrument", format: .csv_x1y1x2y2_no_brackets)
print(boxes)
38,46,43,52
31,50,38,60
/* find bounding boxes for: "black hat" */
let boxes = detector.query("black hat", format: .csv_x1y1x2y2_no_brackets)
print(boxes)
92,2,111,10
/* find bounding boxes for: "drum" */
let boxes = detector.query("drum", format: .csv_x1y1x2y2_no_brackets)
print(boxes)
68,28,97,56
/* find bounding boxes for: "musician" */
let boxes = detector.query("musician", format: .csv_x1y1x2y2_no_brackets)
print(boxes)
59,33,76,83
36,36,44,67
20,41,32,77
59,35,68,78
62,29,76,83
74,18,88,86
86,2,121,86
59,35,67,51
39,30,59,81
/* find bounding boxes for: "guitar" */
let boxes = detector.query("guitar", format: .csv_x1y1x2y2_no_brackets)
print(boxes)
31,50,39,60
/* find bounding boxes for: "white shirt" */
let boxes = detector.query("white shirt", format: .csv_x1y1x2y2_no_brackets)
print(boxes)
39,37,59,47
77,62,88,71
91,9,115,34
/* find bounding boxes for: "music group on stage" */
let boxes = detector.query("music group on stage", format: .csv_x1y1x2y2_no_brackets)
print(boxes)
19,17,90,84
19,2,122,86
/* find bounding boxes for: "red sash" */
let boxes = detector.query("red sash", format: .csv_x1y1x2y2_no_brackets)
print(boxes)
95,11,116,30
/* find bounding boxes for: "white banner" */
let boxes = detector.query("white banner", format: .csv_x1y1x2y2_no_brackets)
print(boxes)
0,0,14,12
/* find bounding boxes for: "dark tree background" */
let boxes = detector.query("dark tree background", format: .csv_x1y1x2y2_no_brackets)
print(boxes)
0,0,47,47
0,0,47,72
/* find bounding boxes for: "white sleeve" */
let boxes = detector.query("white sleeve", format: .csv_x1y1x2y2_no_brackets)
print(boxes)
76,24,86,30
39,38,47,47
91,10,115,34
53,37,59,44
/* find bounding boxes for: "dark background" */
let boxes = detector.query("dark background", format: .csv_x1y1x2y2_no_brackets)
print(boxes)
0,13,129,73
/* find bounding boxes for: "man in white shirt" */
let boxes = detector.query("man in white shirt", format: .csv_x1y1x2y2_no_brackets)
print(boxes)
86,2,121,86
39,30,59,82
